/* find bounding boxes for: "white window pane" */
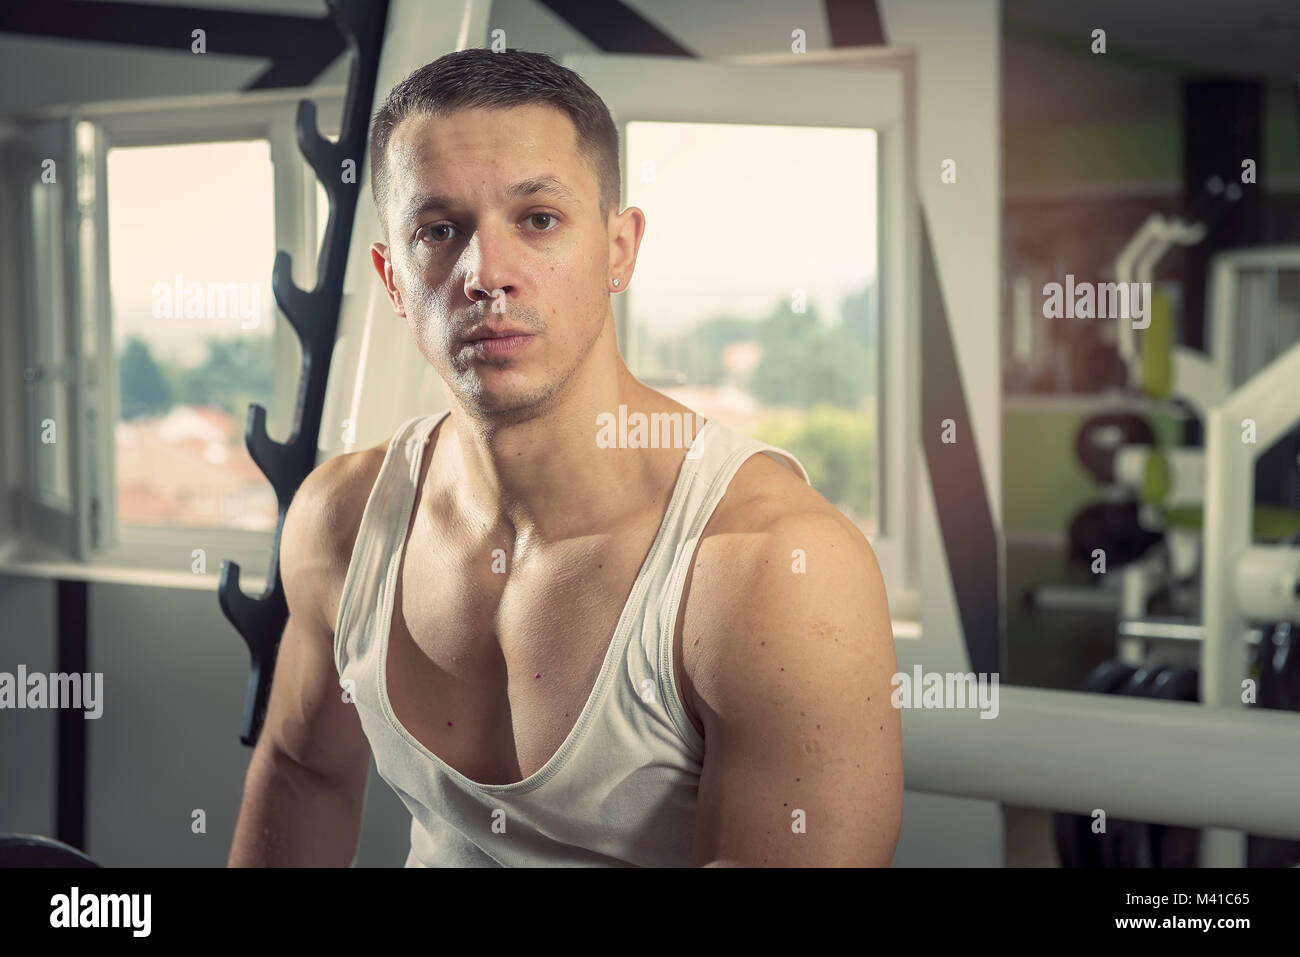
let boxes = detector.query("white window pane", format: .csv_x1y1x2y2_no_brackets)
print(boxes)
106,140,277,530
28,180,67,368
625,121,880,533
26,179,72,504
30,381,71,506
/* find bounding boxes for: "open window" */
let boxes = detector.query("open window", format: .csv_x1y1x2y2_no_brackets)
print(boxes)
0,89,343,578
563,50,919,606
6,116,93,559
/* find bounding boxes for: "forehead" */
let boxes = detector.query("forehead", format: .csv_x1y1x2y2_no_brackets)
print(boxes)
386,103,589,198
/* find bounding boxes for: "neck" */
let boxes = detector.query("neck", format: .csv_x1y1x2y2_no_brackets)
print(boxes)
433,354,688,547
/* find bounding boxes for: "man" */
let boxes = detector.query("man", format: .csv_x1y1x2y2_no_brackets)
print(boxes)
229,48,901,867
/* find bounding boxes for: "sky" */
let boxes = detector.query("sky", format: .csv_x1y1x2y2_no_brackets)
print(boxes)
104,121,878,367
624,120,878,338
106,140,276,366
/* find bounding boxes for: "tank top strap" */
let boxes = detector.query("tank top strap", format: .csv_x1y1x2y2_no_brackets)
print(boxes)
639,418,813,753
333,411,447,673
685,418,811,489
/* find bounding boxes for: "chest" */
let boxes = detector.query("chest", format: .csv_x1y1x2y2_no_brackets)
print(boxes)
382,511,670,787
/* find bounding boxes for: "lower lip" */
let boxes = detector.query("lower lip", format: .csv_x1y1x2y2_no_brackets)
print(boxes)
466,334,534,357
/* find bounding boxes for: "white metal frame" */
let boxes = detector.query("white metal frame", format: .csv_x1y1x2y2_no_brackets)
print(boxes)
1200,336,1300,863
561,48,921,609
1207,246,1300,389
904,685,1300,840
1113,213,1216,438
8,118,85,557
1169,245,1300,420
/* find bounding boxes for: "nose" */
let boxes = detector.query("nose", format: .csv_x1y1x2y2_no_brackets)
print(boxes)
461,229,515,307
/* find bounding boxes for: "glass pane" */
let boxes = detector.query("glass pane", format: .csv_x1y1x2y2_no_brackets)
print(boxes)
28,179,66,370
625,121,880,534
27,176,72,504
29,380,72,505
106,141,277,530
76,121,99,363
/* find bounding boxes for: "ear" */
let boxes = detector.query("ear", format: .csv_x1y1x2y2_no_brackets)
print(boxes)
370,242,406,318
608,206,646,292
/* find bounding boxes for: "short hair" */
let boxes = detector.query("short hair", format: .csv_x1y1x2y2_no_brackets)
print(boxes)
368,48,622,239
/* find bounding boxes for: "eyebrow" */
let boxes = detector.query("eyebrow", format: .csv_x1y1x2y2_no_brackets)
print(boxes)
399,176,580,229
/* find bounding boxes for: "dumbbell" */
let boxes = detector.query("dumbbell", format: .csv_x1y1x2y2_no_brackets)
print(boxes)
1110,654,1300,868
1149,664,1198,702
1116,663,1164,696
1100,665,1199,868
1076,413,1156,485
1067,501,1165,569
1054,660,1138,867
1055,661,1198,867
1248,617,1300,866
1257,622,1300,711
1081,659,1138,694
1095,664,1166,868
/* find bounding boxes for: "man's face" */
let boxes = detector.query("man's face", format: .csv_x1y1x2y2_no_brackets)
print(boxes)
371,104,614,421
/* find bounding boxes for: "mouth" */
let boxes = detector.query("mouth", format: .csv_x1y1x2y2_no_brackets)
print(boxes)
461,329,536,358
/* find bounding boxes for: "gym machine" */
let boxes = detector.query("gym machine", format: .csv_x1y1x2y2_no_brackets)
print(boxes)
1050,235,1300,867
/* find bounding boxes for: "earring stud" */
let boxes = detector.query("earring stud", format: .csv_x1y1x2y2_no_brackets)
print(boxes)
612,278,620,287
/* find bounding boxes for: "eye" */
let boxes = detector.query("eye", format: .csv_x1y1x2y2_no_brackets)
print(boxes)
526,212,559,232
416,222,456,245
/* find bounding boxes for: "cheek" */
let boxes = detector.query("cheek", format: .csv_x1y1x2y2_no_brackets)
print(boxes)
543,257,606,333
408,314,439,352
395,256,436,310
395,258,451,325
395,273,456,363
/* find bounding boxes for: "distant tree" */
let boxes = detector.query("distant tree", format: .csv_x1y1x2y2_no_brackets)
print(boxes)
839,283,876,350
637,281,877,402
649,315,755,386
118,336,172,419
752,404,876,521
749,299,871,409
839,283,877,395
177,335,275,416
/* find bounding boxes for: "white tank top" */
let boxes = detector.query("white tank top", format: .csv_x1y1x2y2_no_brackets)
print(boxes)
333,409,810,866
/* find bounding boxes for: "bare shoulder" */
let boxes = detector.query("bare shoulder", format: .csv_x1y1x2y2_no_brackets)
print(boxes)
676,450,889,728
278,435,395,631
696,449,874,578
676,450,902,866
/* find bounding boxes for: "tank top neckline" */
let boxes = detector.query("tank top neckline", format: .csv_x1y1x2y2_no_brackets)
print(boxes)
375,409,716,794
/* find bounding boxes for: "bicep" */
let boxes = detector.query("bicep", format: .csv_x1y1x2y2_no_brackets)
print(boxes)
689,516,902,866
258,607,371,791
256,464,372,792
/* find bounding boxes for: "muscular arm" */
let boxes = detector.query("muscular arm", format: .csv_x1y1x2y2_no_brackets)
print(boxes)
686,507,903,867
228,455,377,866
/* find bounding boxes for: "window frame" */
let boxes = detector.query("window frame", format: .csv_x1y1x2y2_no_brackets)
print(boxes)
9,117,84,557
27,87,345,578
562,48,920,611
